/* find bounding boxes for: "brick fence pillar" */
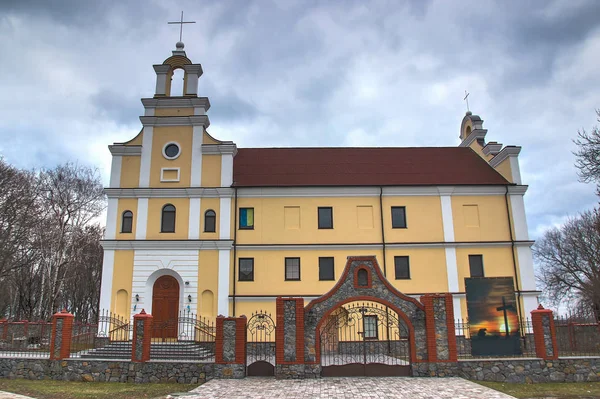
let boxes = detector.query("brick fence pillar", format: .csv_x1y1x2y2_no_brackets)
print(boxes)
50,309,74,360
0,319,6,341
275,297,305,378
132,309,153,363
531,304,558,360
214,315,247,378
421,294,457,363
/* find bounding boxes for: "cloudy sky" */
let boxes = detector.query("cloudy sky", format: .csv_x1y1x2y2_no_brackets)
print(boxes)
0,0,599,239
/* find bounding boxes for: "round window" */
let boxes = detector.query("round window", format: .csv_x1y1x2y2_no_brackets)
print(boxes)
164,143,180,159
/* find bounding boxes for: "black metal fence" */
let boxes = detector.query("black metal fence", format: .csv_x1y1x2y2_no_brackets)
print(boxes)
150,311,215,361
0,320,52,358
455,318,537,359
555,316,600,357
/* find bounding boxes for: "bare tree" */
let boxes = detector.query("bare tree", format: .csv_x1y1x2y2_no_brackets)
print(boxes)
534,209,600,321
574,109,600,195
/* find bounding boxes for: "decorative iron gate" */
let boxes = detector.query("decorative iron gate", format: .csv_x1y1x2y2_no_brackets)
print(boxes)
247,311,276,376
319,302,411,376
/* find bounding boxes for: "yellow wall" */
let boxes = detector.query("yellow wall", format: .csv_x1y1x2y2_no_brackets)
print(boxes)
495,158,514,183
455,246,516,291
201,155,222,187
123,131,143,146
115,199,138,239
154,108,194,117
120,156,141,188
451,196,510,242
203,131,221,144
146,198,190,239
110,250,134,318
384,248,448,293
382,196,444,242
149,126,193,187
198,250,220,317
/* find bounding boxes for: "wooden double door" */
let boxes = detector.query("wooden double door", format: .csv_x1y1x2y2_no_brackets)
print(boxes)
152,275,180,339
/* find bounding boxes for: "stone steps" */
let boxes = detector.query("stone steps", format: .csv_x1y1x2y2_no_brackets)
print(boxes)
78,342,214,360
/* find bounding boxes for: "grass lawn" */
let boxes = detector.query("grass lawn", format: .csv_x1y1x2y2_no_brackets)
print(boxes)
0,379,197,399
477,381,600,398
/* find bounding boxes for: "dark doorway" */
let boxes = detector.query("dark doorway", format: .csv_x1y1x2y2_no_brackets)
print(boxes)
152,275,180,339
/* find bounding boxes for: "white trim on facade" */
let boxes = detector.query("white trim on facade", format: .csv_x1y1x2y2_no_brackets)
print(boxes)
509,156,522,185
132,250,199,316
440,196,455,242
489,146,521,168
153,64,171,96
109,156,122,188
440,194,461,320
105,198,118,240
201,144,238,155
104,187,234,199
218,249,231,316
516,246,537,292
162,141,182,160
458,129,487,148
99,250,115,312
109,145,142,156
219,197,232,239
188,198,201,239
139,115,210,128
135,198,149,240
190,126,204,187
101,239,233,251
221,154,234,187
509,195,530,241
138,127,153,188
141,97,211,111
160,167,181,182
522,292,540,316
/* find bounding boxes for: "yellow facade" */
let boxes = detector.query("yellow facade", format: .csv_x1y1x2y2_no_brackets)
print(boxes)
149,126,193,187
146,198,190,239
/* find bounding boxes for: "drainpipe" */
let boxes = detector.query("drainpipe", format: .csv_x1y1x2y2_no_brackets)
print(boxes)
504,186,524,325
379,187,387,277
232,187,238,316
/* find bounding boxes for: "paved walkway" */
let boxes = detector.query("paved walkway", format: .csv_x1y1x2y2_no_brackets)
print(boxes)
178,377,516,399
0,391,35,399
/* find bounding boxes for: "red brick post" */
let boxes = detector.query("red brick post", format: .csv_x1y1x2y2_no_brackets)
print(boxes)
215,316,247,364
49,309,74,360
420,294,457,362
275,297,305,365
132,309,153,363
0,319,6,341
531,305,558,360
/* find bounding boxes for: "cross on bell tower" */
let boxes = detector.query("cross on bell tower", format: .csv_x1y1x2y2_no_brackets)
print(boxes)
168,11,196,44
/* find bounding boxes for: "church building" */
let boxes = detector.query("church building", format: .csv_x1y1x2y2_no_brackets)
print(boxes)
99,43,539,331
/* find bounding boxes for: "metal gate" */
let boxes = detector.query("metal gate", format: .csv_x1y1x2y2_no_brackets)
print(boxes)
247,311,276,376
319,302,411,376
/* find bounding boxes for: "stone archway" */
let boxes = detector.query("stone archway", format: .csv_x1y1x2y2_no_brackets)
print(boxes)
303,256,429,369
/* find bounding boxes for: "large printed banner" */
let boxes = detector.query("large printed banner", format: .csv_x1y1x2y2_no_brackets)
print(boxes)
465,277,522,356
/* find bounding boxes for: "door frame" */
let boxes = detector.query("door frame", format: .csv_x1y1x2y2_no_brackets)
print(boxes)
143,269,185,316
152,275,181,339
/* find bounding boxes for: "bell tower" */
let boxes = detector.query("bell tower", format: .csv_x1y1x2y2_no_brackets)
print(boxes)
153,42,203,97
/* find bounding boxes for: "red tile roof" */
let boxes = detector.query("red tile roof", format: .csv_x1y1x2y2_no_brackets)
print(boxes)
232,147,509,187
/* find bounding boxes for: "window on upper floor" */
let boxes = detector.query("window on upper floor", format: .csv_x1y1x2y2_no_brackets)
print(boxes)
394,256,410,279
319,257,335,281
161,204,176,233
204,210,216,232
285,257,301,281
318,207,333,229
469,254,484,277
239,208,254,229
121,210,133,233
239,258,254,281
363,315,378,339
391,206,407,228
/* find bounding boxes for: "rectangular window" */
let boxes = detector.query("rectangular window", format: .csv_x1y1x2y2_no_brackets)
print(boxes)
285,257,301,281
318,207,333,229
239,208,254,229
239,258,254,281
363,315,378,339
391,206,407,228
394,256,410,279
319,257,335,281
469,255,484,277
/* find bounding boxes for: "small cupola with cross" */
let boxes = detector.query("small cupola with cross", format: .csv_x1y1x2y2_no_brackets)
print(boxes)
153,12,203,98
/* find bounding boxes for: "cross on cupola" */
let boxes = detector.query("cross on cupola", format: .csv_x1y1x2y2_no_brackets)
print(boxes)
168,11,196,44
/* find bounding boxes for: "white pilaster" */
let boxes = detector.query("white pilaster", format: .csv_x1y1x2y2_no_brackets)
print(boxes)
509,156,522,185
440,194,461,320
154,65,171,96
109,156,122,188
219,197,232,239
217,249,231,316
188,198,201,239
220,153,234,187
509,195,530,241
105,198,118,240
135,198,149,240
522,293,539,316
138,127,154,188
99,250,115,312
190,126,203,187
516,246,537,292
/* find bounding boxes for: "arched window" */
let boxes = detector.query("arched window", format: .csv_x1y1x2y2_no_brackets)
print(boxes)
161,204,176,233
170,68,185,96
357,269,369,287
121,210,133,233
204,210,216,233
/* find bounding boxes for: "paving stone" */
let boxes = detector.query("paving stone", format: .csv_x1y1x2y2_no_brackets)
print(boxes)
0,391,36,399
179,377,516,399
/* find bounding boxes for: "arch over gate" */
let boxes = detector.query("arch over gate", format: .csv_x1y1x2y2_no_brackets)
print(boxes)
304,256,429,374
